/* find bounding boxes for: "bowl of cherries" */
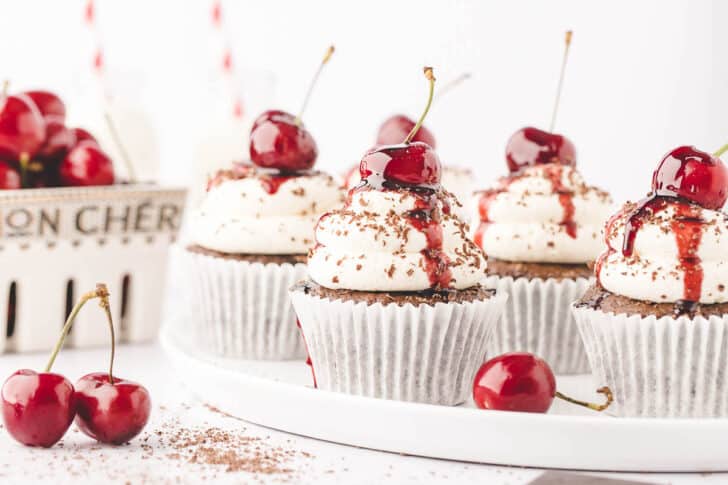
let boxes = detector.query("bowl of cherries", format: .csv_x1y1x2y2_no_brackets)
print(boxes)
0,86,187,355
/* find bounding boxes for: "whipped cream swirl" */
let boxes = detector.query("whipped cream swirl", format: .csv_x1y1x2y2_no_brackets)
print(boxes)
345,165,475,213
472,164,613,264
193,164,343,254
308,187,487,292
597,197,728,304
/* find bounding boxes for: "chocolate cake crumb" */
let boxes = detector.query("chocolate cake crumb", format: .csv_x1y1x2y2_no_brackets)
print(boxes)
487,258,593,280
292,279,494,306
187,245,306,265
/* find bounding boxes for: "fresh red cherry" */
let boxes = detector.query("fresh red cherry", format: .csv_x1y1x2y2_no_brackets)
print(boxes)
505,127,576,173
0,161,21,189
69,127,99,147
23,90,66,122
37,116,74,159
473,352,612,413
651,145,728,211
74,373,151,445
251,109,294,132
1,370,75,447
249,111,318,171
376,114,436,148
59,143,114,186
0,91,46,161
360,142,441,187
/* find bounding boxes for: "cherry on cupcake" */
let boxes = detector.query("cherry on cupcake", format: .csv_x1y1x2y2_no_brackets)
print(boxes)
359,67,441,187
505,127,576,173
1,284,111,447
59,142,115,186
376,114,436,148
472,352,612,413
73,285,151,445
505,32,577,174
651,144,728,210
249,46,335,172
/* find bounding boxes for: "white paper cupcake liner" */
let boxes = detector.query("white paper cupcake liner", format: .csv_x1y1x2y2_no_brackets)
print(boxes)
573,305,728,418
289,288,508,406
483,275,592,374
172,245,307,359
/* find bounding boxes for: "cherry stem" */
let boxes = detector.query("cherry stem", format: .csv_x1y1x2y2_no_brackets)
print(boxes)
404,67,436,144
44,284,115,384
104,111,137,183
549,30,573,132
1,80,8,97
714,143,728,158
18,153,29,189
295,45,335,125
555,386,613,412
433,73,471,102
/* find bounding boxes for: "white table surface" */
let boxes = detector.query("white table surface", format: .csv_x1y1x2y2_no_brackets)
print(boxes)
0,344,725,485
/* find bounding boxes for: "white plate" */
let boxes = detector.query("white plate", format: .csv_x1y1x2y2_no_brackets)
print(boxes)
160,327,728,472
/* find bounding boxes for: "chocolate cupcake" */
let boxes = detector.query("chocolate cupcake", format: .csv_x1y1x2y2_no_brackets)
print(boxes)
573,145,728,417
290,68,506,405
473,127,613,373
175,108,342,359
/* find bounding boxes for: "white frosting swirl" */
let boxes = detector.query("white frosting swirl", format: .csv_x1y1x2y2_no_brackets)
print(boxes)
344,165,474,215
598,200,728,304
472,164,613,263
193,168,343,254
309,187,487,291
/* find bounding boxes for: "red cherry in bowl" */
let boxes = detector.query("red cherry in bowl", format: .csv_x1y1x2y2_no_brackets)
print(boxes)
0,161,21,189
59,142,115,186
473,352,612,413
69,127,99,147
376,114,436,148
37,115,74,159
23,90,66,122
360,141,441,187
1,370,75,447
505,126,576,173
249,110,318,172
651,145,728,211
0,92,46,161
74,373,151,445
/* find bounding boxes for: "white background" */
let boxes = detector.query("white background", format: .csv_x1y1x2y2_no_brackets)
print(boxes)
1,0,726,203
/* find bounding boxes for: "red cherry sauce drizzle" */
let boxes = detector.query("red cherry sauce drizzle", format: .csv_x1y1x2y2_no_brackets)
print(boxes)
544,164,577,238
296,318,317,388
206,162,307,195
353,175,452,290
474,164,577,249
614,194,705,315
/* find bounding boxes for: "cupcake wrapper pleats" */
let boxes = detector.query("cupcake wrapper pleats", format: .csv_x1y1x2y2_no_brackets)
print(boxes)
172,245,307,359
573,305,728,418
483,275,592,374
290,289,508,406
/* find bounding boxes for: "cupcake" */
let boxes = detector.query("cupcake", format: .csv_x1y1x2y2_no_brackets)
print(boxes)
178,108,342,359
290,68,507,406
573,144,728,417
473,127,613,373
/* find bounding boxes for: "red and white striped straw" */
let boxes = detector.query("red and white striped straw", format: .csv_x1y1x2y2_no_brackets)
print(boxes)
83,0,110,99
211,0,244,119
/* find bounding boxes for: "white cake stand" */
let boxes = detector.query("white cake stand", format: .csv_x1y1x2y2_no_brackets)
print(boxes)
160,326,728,472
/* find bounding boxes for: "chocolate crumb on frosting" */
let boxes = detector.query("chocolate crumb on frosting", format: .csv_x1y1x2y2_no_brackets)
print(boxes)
487,258,593,280
575,284,728,318
187,244,307,265
292,279,494,306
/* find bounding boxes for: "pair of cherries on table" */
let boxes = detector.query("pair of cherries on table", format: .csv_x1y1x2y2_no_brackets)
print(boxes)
1,285,150,448
0,86,114,189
